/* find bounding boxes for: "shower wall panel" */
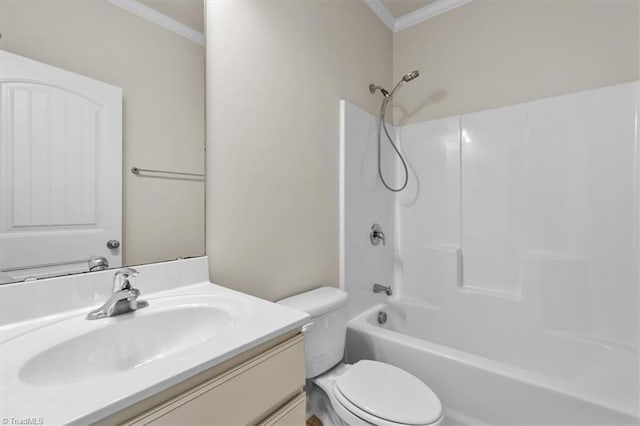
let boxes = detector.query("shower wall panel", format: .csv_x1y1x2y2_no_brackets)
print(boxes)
461,104,527,297
395,117,461,306
340,100,396,318
393,82,639,411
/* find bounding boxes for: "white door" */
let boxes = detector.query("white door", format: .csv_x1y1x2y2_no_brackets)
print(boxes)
0,50,122,282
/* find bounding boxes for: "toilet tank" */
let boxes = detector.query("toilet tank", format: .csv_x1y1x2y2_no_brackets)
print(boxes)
278,287,348,378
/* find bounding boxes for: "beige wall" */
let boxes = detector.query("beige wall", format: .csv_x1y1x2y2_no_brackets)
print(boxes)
206,0,393,301
393,0,640,124
0,0,205,266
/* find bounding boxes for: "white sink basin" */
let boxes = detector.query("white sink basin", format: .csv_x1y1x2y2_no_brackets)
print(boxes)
1,292,247,388
19,305,232,386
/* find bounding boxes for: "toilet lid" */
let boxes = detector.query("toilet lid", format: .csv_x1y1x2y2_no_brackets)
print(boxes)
335,360,442,425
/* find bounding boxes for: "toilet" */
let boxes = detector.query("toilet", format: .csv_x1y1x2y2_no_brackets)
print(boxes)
278,287,443,426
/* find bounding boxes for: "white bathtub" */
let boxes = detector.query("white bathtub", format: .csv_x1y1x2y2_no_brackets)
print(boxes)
346,299,639,425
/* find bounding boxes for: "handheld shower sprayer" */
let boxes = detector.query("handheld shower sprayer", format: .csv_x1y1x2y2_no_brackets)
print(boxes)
369,70,420,192
402,70,420,82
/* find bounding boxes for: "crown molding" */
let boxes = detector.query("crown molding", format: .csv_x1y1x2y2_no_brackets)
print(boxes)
395,0,472,31
106,0,205,46
362,0,396,31
364,0,472,33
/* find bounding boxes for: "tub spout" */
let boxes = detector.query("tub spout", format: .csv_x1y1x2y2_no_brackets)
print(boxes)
373,283,392,296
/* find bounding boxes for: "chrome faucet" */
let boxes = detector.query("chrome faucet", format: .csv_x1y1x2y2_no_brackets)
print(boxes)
88,256,109,272
373,283,392,296
86,268,148,320
370,223,386,246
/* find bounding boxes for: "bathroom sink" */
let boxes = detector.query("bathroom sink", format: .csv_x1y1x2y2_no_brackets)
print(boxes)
2,292,246,388
0,274,309,425
19,305,232,385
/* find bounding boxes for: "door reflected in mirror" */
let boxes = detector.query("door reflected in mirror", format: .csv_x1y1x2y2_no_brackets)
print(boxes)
0,0,205,284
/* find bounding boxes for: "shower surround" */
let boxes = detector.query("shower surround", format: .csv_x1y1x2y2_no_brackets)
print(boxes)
340,81,639,424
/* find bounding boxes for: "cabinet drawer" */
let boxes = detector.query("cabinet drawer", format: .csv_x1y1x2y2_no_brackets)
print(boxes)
127,334,305,425
258,393,306,426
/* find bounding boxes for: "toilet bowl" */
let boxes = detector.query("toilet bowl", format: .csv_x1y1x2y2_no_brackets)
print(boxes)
278,287,443,426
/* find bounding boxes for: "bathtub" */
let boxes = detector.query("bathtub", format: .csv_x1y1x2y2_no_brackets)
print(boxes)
346,299,639,425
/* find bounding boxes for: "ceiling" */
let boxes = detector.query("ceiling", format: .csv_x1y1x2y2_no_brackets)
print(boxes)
380,0,439,18
137,0,205,33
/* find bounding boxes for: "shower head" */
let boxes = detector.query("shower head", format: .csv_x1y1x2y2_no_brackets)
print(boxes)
369,69,420,101
402,70,420,82
388,69,420,98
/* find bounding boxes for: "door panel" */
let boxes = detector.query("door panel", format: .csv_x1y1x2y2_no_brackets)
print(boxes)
0,50,122,282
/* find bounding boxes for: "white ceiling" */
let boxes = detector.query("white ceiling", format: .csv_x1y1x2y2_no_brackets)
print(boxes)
380,0,438,18
137,0,204,33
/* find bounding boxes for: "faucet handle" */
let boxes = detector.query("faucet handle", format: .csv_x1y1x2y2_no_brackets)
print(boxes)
370,223,386,246
88,256,109,272
113,267,139,291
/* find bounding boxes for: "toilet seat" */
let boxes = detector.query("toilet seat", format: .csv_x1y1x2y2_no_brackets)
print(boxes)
313,361,443,426
333,386,436,426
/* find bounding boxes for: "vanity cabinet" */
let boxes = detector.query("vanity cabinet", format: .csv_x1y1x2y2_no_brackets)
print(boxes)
103,332,305,426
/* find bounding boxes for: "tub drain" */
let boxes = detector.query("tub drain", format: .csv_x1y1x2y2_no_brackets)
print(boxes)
377,311,387,324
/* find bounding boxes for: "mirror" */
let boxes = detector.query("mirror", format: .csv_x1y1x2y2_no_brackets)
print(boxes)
0,0,205,284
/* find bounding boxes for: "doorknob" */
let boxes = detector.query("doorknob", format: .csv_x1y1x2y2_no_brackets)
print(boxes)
106,239,120,249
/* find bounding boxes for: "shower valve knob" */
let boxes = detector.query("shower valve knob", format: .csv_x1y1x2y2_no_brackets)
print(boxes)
370,223,386,246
